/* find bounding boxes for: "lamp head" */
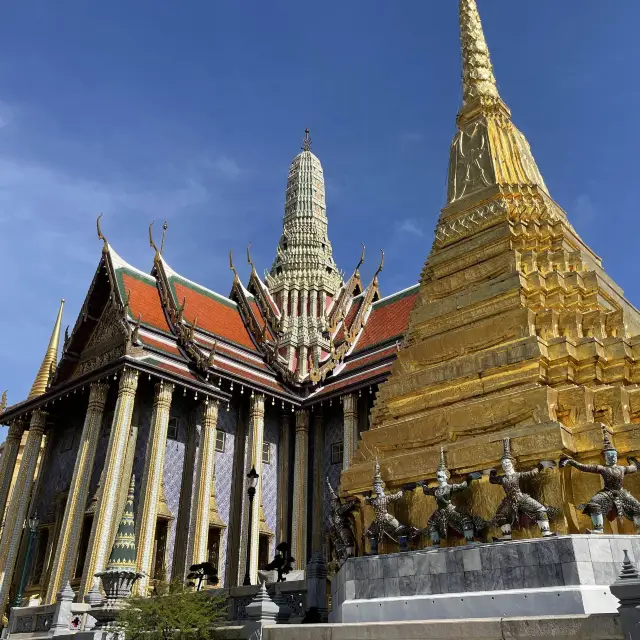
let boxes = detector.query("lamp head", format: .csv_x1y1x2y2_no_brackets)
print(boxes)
247,467,259,489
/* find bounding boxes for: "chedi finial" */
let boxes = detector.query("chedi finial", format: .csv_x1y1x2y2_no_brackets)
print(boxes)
302,128,312,152
459,0,500,105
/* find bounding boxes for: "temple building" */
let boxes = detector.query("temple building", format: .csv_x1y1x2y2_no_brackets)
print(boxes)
0,127,416,608
2,0,639,617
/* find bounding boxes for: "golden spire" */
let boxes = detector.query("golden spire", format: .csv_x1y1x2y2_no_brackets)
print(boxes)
28,299,65,399
459,0,500,106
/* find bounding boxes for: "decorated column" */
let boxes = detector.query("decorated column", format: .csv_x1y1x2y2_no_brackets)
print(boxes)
190,398,220,565
291,409,309,569
342,393,357,470
135,381,174,594
79,367,139,598
238,393,265,585
0,420,25,522
0,409,47,613
311,411,324,553
277,413,291,544
46,382,110,603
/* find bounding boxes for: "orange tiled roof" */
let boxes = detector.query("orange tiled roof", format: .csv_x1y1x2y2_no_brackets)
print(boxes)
173,281,258,352
353,285,419,352
121,272,171,333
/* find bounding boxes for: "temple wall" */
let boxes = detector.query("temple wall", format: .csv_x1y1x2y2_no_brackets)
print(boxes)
322,406,342,532
215,402,237,586
131,390,153,514
162,396,191,579
263,406,280,558
33,404,85,525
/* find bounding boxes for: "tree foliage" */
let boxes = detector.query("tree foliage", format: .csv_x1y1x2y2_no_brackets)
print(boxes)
117,581,228,640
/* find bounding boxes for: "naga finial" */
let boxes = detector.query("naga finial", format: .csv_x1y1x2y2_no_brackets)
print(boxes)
124,288,131,312
64,325,70,349
356,243,365,273
0,391,7,413
229,249,239,279
131,313,142,345
189,317,198,342
96,213,108,253
160,221,168,255
373,249,385,280
247,242,256,273
149,221,161,260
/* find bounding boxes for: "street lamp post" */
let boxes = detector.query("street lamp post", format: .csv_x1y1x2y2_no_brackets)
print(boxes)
243,467,260,586
14,511,39,608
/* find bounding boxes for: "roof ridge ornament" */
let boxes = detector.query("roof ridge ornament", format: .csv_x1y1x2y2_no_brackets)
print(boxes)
160,221,168,255
96,213,108,253
229,249,239,281
0,391,7,413
247,242,257,274
302,128,312,152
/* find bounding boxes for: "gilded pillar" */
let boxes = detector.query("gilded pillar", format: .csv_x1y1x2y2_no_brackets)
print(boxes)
0,410,46,612
135,381,174,594
277,414,291,544
0,420,25,523
238,394,265,585
291,409,309,569
343,393,357,470
311,412,324,553
79,368,139,598
191,399,220,565
45,382,109,603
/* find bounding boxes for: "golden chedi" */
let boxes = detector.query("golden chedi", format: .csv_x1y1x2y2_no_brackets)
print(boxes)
341,0,640,543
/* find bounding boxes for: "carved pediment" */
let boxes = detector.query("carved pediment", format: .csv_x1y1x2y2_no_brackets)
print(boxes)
72,302,129,378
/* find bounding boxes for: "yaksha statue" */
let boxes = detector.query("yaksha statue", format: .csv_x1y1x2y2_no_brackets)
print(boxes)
489,438,556,540
560,427,640,534
365,460,419,554
326,478,359,565
420,447,484,546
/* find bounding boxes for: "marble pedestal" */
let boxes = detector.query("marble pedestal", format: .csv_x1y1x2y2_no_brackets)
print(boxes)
330,535,637,624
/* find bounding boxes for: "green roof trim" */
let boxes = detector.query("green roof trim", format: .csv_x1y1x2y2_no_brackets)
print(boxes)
372,284,419,310
168,274,240,311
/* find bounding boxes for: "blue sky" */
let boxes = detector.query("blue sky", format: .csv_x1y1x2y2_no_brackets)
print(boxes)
1,1,639,443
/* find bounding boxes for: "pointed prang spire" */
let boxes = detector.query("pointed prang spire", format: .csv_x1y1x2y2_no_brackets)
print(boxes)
105,474,137,572
302,128,312,152
28,299,65,399
459,0,500,106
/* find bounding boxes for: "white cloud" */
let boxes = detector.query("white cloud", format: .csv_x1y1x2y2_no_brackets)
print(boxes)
398,218,424,237
573,193,597,224
213,155,242,180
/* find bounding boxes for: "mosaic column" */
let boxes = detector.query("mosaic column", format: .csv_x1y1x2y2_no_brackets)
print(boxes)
291,409,309,569
277,413,291,544
311,411,324,553
79,367,139,598
0,420,25,523
45,382,109,603
191,399,220,565
0,409,46,613
343,393,357,470
135,381,174,594
238,393,265,585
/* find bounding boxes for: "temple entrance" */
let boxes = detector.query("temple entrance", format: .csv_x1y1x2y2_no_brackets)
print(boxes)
258,534,270,571
151,519,169,581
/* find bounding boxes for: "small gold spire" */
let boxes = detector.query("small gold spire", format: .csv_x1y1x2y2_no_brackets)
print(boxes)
29,299,65,400
302,128,312,152
459,0,500,105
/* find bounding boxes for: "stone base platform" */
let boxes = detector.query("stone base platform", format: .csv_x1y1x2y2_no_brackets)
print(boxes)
330,535,637,624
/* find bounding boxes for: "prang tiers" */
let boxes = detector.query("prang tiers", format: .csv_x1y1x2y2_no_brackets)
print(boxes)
341,0,640,541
